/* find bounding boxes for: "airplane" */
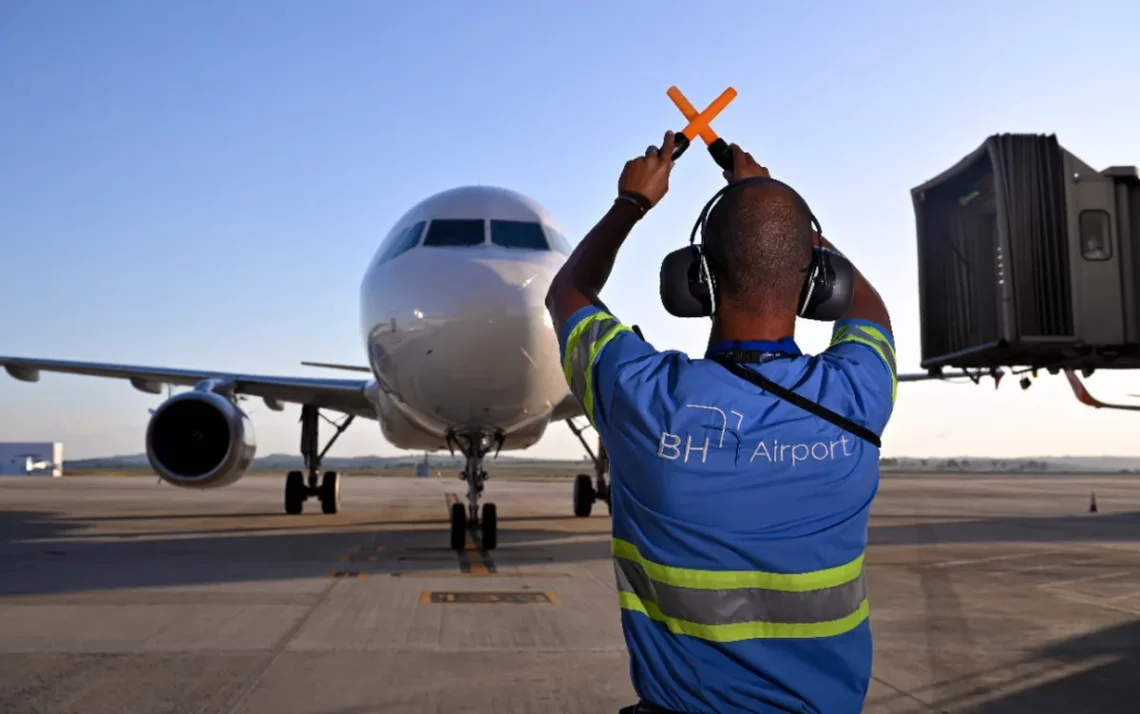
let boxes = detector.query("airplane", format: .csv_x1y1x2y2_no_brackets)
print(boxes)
0,185,1001,552
1064,368,1140,411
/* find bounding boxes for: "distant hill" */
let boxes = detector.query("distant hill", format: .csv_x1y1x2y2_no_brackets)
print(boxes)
63,453,1140,474
880,456,1140,474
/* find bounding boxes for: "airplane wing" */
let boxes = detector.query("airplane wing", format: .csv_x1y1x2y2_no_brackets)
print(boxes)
898,367,1005,388
548,367,1002,424
1064,369,1140,411
300,360,372,373
0,355,375,417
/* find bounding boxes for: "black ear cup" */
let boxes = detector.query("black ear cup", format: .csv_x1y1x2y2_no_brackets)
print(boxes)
797,247,855,321
660,245,712,317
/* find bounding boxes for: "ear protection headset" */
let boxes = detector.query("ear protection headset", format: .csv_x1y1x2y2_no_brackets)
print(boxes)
659,176,855,322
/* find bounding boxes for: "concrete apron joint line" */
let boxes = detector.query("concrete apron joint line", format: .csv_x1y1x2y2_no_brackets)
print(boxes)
446,492,498,575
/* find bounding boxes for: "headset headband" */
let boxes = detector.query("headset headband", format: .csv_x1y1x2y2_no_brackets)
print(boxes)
691,176,823,249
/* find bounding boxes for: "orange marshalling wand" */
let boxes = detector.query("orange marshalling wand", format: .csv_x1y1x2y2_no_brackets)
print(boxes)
668,86,736,144
666,86,737,171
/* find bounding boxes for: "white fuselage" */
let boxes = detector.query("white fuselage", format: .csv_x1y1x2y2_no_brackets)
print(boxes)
357,186,575,452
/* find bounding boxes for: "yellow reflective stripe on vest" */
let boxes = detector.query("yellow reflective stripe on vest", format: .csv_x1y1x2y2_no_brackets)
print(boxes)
831,323,897,402
613,538,863,592
562,311,632,427
613,538,868,642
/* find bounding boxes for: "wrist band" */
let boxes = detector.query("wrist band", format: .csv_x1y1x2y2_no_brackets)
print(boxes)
616,195,648,214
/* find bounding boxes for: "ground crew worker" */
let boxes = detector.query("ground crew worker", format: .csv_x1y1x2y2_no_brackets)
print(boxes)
545,130,895,714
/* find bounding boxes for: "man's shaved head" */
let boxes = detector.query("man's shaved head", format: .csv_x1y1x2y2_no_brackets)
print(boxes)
702,181,814,313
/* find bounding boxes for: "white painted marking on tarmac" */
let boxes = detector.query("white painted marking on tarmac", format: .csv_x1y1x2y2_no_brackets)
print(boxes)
928,550,1066,569
992,556,1111,576
1037,570,1131,590
1106,590,1140,603
1040,588,1140,618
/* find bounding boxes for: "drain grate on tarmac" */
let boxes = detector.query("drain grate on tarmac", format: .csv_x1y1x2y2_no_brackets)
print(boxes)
420,590,558,604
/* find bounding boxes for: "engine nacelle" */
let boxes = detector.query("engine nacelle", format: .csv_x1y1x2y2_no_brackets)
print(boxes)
145,391,256,488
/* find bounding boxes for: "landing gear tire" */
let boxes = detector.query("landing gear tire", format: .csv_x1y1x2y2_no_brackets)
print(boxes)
574,474,595,517
285,470,305,515
292,405,355,516
320,471,340,514
450,502,467,551
481,502,497,550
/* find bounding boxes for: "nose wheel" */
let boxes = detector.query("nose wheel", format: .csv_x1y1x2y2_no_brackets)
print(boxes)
449,502,467,551
480,502,497,550
446,430,501,551
449,501,499,552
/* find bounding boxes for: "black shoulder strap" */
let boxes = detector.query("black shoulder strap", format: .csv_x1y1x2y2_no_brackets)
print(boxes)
711,357,882,448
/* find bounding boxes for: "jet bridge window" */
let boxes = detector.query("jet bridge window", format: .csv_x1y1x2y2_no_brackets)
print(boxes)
378,221,426,264
1079,210,1112,261
490,220,550,250
423,219,486,247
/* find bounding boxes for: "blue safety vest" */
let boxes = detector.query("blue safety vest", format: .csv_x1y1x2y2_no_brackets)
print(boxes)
559,306,897,714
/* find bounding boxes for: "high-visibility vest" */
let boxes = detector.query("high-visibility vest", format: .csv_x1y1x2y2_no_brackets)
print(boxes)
555,305,895,712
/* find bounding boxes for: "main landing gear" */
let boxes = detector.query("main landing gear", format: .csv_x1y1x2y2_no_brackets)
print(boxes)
284,405,355,515
446,430,503,552
567,418,611,517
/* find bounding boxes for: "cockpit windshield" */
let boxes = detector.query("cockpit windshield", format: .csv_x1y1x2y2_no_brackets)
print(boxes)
490,220,549,250
422,219,486,247
377,221,425,264
543,226,573,255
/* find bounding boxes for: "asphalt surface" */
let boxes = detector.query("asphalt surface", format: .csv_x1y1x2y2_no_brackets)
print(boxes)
1,472,1139,713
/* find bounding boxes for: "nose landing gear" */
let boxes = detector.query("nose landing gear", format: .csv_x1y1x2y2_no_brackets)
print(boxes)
446,430,502,551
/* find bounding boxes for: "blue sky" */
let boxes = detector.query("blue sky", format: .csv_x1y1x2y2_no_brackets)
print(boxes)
2,1,1139,461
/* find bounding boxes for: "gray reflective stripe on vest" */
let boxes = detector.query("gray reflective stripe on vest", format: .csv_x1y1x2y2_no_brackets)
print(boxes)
614,555,867,627
848,325,896,376
567,315,621,409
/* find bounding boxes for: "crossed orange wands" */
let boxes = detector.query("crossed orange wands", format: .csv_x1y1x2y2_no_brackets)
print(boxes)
666,85,737,171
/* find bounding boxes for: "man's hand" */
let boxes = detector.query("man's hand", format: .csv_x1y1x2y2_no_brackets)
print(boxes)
722,143,770,182
617,130,676,209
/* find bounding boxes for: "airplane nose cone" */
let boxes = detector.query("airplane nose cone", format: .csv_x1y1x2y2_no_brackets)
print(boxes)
363,250,561,432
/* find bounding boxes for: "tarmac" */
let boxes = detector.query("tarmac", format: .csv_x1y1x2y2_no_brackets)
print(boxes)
1,472,1140,713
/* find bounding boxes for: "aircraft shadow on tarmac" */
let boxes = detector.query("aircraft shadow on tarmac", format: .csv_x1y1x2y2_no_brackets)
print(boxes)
0,509,612,597
2,506,1140,597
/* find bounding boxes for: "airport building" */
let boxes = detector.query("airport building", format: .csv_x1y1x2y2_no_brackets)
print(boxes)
0,442,63,477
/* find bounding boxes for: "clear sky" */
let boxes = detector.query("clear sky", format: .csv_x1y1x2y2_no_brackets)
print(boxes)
2,1,1139,461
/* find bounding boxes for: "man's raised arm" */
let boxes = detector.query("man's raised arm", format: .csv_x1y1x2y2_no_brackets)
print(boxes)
815,233,891,334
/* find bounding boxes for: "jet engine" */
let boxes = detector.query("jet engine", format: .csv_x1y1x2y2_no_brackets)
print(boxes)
145,390,256,488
